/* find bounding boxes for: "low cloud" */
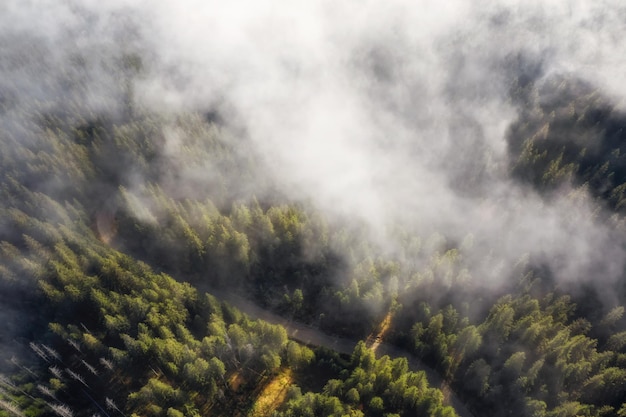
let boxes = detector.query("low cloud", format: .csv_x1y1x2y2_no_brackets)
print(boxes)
2,0,626,302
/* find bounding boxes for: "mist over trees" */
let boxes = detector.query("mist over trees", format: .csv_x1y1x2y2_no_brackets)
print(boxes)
2,1,626,417
509,74,626,212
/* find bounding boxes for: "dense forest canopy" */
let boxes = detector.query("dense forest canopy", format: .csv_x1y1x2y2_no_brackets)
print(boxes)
2,1,626,416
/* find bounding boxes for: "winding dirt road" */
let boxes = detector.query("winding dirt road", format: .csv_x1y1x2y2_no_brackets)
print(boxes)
209,289,475,417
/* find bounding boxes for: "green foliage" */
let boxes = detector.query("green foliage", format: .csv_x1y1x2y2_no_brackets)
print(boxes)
278,344,457,417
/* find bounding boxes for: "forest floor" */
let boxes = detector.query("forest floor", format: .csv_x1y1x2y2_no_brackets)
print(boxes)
247,368,293,417
228,371,246,392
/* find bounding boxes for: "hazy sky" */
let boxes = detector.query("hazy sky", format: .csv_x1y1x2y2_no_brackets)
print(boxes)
3,0,626,301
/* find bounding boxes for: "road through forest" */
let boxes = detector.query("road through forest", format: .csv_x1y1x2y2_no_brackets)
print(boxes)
207,289,476,417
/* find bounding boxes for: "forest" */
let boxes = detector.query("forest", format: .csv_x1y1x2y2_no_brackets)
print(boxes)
2,1,626,417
